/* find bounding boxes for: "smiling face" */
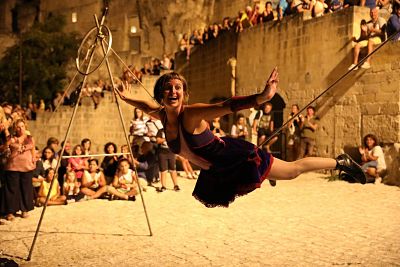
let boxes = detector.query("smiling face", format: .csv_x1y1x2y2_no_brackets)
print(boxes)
162,79,186,109
365,137,376,149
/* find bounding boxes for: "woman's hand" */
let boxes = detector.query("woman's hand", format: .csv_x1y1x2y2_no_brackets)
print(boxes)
115,81,133,101
260,67,279,102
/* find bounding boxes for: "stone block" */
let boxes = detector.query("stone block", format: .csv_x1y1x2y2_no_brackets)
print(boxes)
374,92,397,102
362,115,400,143
361,103,381,115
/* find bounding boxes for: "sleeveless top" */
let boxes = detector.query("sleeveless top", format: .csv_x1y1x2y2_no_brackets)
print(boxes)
163,110,212,170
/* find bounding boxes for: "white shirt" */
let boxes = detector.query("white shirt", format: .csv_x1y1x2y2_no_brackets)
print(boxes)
370,145,386,171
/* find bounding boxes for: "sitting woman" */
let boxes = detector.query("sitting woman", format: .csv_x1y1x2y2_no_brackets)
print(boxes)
359,134,387,183
81,159,108,200
38,168,67,206
41,146,57,171
101,142,119,184
107,158,138,201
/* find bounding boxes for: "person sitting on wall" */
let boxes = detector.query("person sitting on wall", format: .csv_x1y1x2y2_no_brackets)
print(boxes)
387,3,400,41
348,7,387,70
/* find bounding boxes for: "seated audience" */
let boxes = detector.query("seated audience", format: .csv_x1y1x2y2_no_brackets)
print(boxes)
81,159,108,199
359,134,386,182
259,1,275,23
348,7,387,70
38,168,67,206
67,144,88,181
107,158,138,201
387,3,400,41
101,142,119,184
63,171,82,202
41,146,57,170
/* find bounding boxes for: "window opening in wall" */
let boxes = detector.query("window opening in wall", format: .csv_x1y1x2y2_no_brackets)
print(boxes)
72,12,77,23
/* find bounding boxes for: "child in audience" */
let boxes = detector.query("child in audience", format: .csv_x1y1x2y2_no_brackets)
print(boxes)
67,144,88,181
63,171,81,202
38,168,67,206
118,144,134,168
107,159,138,201
81,159,108,199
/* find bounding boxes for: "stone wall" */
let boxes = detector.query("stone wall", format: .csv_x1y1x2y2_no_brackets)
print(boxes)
175,32,238,104
175,7,400,184
28,75,159,154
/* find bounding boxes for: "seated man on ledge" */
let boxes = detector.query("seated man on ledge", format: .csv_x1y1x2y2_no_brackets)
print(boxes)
348,7,387,70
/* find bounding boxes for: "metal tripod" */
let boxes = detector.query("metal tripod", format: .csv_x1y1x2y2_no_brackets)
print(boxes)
27,7,153,261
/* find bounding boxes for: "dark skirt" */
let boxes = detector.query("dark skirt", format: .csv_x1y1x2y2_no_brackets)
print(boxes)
192,137,273,208
0,170,34,215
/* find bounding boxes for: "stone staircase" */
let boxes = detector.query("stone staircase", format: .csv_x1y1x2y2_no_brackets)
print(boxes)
29,75,160,153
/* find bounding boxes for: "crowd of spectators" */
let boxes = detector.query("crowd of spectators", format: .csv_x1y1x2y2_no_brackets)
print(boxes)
179,0,400,60
0,104,202,223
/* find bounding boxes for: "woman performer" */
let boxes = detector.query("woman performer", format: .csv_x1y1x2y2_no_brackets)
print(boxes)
116,68,366,207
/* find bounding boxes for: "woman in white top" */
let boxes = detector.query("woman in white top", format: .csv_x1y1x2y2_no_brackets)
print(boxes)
130,108,148,155
359,134,386,181
41,146,57,170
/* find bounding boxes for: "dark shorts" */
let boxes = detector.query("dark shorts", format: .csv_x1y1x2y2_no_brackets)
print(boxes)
257,128,272,137
158,150,176,172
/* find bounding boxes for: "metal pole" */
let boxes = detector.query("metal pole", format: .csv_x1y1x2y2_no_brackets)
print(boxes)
27,30,97,262
99,34,153,237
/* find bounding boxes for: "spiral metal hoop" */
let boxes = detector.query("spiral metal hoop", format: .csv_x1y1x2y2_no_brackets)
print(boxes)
75,25,112,75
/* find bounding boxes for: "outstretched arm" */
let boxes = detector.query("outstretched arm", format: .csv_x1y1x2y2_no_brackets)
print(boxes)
115,81,162,119
186,67,279,123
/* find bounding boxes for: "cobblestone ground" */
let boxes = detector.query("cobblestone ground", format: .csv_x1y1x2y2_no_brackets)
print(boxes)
0,172,399,266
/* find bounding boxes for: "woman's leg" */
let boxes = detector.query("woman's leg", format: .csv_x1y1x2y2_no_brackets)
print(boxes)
160,171,167,188
268,157,336,180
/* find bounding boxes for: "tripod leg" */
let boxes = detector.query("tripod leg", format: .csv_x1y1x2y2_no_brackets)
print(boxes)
99,38,153,236
27,37,98,262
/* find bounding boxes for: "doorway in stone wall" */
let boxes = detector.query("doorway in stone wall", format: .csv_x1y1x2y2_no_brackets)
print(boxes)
269,94,286,160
